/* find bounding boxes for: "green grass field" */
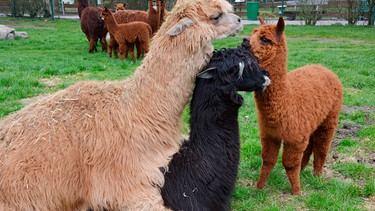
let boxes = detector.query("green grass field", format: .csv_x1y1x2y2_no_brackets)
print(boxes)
0,18,374,210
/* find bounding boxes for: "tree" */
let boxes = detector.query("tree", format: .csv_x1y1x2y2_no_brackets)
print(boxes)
297,0,328,25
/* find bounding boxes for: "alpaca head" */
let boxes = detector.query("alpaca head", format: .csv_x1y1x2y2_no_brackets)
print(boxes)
151,0,158,12
115,3,126,11
156,0,243,47
197,39,271,104
248,16,287,70
100,7,112,20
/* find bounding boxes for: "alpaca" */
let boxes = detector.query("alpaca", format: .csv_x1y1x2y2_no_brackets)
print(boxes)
247,16,343,195
161,40,271,211
0,0,242,210
116,3,126,11
78,0,108,53
108,0,166,58
101,7,152,61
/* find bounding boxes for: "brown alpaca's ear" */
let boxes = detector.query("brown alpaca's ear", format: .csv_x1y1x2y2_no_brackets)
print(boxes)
258,16,266,25
276,16,285,43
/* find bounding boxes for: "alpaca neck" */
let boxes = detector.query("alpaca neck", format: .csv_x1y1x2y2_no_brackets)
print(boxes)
188,81,241,149
77,0,89,18
130,27,213,125
147,2,161,33
254,42,292,125
104,12,119,34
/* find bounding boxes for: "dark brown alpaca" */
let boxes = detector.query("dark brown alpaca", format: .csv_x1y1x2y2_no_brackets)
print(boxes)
78,0,108,53
248,16,343,195
101,7,151,61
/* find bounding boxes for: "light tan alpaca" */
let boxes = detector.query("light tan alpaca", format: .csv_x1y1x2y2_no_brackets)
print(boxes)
248,17,342,195
0,0,242,210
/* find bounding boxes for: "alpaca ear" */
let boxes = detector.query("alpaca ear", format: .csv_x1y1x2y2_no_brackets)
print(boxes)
167,17,195,36
197,67,215,79
258,16,266,25
276,16,285,42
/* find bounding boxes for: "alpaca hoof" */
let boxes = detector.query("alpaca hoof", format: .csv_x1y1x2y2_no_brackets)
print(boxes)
292,190,301,195
256,183,265,190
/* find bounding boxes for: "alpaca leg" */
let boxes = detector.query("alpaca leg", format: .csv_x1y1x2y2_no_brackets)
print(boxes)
100,32,108,52
128,43,136,61
136,41,142,59
126,43,134,60
114,43,119,58
142,39,149,57
301,137,313,171
312,114,339,175
256,137,282,190
118,44,127,60
89,38,97,53
282,140,309,195
108,34,116,58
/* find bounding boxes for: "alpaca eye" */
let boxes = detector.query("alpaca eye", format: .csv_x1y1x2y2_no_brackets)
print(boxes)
260,37,270,44
213,14,221,21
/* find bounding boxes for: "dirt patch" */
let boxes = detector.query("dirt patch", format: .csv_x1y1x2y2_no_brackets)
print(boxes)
330,105,375,166
40,77,63,87
332,105,375,145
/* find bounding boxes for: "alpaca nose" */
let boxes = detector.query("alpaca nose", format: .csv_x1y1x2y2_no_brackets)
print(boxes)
237,17,241,23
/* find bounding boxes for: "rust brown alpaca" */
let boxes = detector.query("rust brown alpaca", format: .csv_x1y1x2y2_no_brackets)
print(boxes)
248,16,343,195
115,3,126,11
0,0,242,209
78,0,108,53
101,7,151,61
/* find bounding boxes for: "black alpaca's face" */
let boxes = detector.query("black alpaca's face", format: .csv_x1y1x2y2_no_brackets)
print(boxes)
235,62,270,93
198,47,271,95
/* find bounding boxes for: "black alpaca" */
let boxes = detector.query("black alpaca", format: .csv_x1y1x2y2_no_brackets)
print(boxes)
161,40,271,211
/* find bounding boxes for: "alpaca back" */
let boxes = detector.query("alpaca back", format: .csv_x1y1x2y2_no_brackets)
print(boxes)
114,10,148,24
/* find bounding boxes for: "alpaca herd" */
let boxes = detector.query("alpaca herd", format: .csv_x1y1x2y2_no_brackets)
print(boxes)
78,0,168,60
100,7,152,61
0,0,344,209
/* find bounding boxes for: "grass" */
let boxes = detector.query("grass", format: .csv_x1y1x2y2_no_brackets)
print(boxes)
1,17,374,210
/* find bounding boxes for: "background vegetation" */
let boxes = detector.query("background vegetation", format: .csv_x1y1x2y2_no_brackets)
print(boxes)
0,0,374,25
0,18,374,210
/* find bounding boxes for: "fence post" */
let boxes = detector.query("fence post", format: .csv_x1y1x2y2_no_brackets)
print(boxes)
50,0,55,20
11,0,15,17
280,0,285,16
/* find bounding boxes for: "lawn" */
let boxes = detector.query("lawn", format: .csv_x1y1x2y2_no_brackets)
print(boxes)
0,17,374,210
